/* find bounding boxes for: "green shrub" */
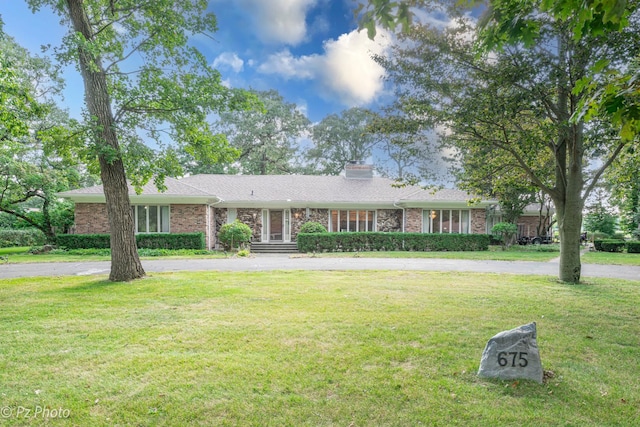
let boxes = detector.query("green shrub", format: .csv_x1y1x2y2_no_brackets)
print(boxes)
56,234,110,249
0,228,47,248
299,221,327,234
218,220,252,250
57,233,205,250
627,241,640,254
491,222,518,250
136,233,205,250
297,232,491,253
236,249,250,257
594,239,626,252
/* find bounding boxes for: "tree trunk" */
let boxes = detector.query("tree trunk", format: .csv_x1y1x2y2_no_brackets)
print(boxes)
554,196,583,283
66,0,145,281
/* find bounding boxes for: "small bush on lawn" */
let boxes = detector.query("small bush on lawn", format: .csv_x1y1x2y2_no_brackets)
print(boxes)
218,220,252,251
0,228,47,248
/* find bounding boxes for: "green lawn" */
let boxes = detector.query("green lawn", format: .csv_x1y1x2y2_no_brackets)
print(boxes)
1,271,639,426
2,244,640,265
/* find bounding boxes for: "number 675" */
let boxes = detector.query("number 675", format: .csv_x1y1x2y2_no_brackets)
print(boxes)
497,351,528,367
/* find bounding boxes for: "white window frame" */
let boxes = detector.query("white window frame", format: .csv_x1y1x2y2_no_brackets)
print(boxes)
422,209,471,234
227,208,237,223
132,205,170,233
329,210,376,232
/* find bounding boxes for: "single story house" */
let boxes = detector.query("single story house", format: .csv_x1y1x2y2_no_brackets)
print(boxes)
58,164,544,250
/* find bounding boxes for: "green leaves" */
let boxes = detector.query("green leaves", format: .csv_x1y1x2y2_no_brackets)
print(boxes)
356,0,416,39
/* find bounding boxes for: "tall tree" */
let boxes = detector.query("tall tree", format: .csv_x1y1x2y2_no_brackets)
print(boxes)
360,1,640,283
214,89,309,175
0,30,87,241
369,110,436,182
25,0,256,281
306,107,379,175
604,147,640,236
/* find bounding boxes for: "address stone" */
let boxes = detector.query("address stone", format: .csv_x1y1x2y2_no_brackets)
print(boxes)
478,322,543,383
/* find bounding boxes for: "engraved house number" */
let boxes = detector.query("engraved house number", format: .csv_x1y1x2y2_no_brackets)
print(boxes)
497,351,528,368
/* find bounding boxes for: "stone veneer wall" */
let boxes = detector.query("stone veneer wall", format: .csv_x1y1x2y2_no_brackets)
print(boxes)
212,208,227,248
292,208,329,241
377,209,403,232
471,208,487,234
74,203,110,234
237,208,262,242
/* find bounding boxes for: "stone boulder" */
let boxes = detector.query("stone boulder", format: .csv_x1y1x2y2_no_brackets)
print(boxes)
478,322,543,383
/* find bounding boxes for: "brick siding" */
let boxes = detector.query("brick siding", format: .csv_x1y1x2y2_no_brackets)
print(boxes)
74,203,110,234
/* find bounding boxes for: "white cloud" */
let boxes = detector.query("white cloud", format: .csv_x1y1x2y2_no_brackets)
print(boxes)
257,49,320,79
257,28,391,107
320,28,391,106
237,0,317,45
212,52,244,73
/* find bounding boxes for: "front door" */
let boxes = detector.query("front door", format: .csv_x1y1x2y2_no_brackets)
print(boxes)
270,210,283,241
261,209,291,242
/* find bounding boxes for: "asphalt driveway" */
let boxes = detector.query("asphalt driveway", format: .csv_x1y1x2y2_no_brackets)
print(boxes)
1,255,639,280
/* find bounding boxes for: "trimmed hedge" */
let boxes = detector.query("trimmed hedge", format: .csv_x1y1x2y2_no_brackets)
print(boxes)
297,232,491,253
594,239,626,253
136,233,205,250
627,241,640,254
57,233,205,250
0,228,47,247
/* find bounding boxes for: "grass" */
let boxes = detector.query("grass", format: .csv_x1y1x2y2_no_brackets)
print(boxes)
0,248,230,263
1,270,639,426
2,244,639,265
581,251,640,266
306,244,562,262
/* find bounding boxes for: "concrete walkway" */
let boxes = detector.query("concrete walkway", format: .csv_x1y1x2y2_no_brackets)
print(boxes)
1,255,639,281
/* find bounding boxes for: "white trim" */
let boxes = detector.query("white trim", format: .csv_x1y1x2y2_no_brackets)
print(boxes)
284,209,291,242
261,209,269,242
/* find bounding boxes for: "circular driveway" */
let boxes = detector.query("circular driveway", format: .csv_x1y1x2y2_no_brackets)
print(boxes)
1,255,638,280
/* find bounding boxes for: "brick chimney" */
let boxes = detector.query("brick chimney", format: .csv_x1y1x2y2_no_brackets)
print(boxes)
345,161,374,179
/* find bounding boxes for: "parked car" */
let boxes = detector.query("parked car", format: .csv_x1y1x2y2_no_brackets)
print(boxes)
517,235,553,245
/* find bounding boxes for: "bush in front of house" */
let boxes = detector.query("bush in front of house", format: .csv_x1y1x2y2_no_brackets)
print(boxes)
136,233,205,250
491,222,518,250
0,228,47,248
299,221,327,234
56,232,206,250
594,239,626,253
297,232,491,253
626,241,640,254
218,220,252,251
56,233,111,249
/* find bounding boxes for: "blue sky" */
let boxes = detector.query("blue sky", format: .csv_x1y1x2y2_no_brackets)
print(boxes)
1,0,394,123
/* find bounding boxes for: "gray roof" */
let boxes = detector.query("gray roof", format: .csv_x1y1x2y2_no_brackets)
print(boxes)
59,174,490,208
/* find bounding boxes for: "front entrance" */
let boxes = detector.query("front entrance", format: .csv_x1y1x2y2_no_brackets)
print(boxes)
270,210,283,241
261,209,291,242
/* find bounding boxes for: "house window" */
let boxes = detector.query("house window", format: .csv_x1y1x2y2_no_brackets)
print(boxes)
423,209,470,234
132,205,170,233
330,210,375,232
